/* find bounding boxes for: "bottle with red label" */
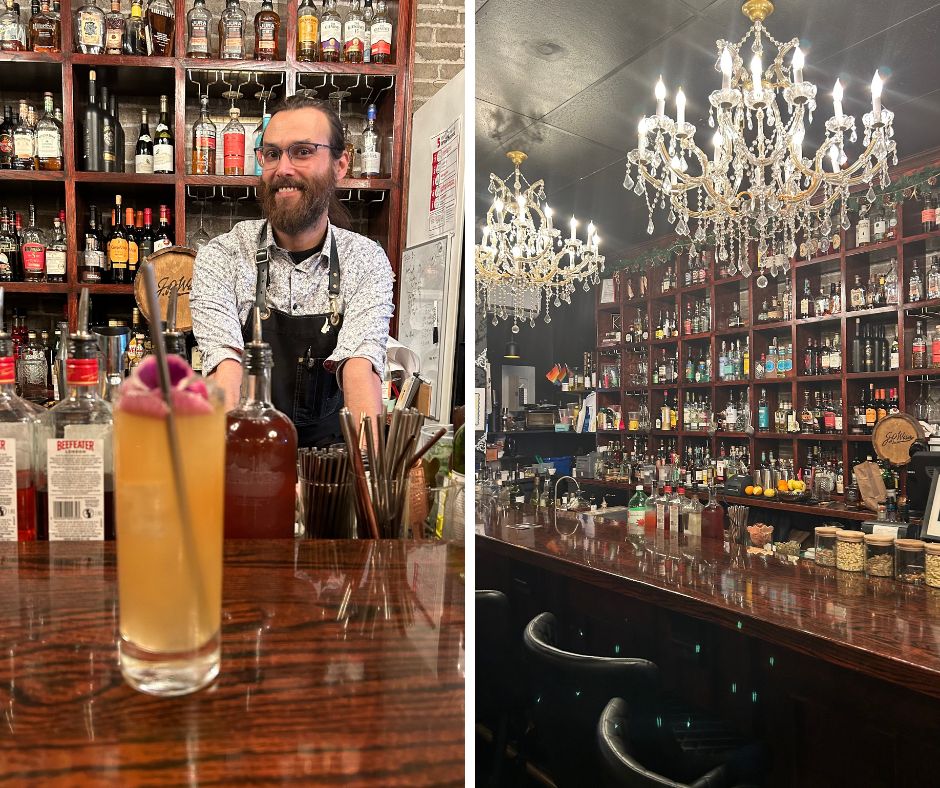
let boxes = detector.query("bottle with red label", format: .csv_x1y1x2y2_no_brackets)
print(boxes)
923,192,937,234
221,106,245,175
40,288,114,540
191,94,216,175
0,288,42,541
20,203,46,282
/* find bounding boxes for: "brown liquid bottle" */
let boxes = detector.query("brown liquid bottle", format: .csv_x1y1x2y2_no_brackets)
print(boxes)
224,307,297,538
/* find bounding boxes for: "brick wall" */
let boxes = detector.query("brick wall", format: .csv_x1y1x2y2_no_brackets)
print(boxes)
412,0,465,112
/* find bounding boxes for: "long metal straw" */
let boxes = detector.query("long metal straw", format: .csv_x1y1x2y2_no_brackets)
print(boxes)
139,265,209,624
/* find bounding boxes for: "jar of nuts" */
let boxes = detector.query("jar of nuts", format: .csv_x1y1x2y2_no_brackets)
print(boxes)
835,529,865,572
926,543,940,589
864,533,895,578
815,526,838,567
895,539,927,585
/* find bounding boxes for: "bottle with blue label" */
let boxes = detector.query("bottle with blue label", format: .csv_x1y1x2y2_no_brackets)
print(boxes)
361,103,380,176
253,102,270,176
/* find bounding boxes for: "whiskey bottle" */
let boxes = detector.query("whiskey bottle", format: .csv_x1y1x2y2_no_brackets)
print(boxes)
36,91,63,171
872,206,886,243
103,0,124,54
74,0,104,53
191,94,216,175
46,213,65,282
107,195,129,284
923,192,937,233
253,0,279,59
369,0,391,63
186,0,212,57
799,279,812,318
12,100,35,170
153,94,173,173
343,0,365,63
296,0,318,61
82,70,103,171
362,0,372,61
218,0,245,59
319,0,341,61
28,0,58,51
20,204,45,282
909,260,924,302
913,320,927,369
0,0,25,49
81,205,105,283
855,211,870,246
145,0,175,55
221,106,245,175
134,108,153,173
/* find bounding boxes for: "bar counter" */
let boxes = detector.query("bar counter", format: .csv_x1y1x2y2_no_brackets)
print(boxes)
0,539,465,786
478,507,940,700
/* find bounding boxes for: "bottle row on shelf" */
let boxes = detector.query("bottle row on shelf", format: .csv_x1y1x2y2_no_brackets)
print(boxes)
0,0,396,63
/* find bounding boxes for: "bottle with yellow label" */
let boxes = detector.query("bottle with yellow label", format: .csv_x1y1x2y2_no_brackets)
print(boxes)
297,0,319,61
107,195,129,285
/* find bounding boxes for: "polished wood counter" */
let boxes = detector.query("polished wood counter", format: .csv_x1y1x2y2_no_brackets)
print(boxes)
0,540,465,786
478,507,940,701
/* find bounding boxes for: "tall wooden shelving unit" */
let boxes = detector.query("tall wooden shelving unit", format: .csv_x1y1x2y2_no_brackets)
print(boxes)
0,0,415,331
595,153,940,500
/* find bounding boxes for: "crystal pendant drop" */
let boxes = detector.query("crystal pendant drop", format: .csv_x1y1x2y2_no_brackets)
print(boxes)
647,219,655,234
668,209,675,223
544,313,552,324
867,186,876,203
624,172,635,190
756,273,768,288
529,317,536,327
554,296,561,307
633,180,644,196
511,323,520,334
841,214,850,231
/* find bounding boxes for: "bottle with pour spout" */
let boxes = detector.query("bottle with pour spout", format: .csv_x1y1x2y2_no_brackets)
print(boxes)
41,288,114,540
224,275,297,538
0,287,43,540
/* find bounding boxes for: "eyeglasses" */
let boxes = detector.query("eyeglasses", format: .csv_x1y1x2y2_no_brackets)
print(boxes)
254,142,343,167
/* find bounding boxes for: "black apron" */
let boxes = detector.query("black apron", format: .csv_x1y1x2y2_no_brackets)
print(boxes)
241,222,344,448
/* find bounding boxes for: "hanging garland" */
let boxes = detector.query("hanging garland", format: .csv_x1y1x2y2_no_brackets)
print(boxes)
606,164,940,275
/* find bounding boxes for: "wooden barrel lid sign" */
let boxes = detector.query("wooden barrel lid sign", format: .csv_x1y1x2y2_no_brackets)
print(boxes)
872,413,925,465
134,246,196,332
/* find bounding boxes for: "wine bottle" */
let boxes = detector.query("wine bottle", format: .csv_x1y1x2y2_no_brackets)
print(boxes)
153,94,174,174
134,107,153,173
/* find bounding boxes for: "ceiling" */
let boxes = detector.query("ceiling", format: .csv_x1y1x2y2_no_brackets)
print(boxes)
475,0,940,257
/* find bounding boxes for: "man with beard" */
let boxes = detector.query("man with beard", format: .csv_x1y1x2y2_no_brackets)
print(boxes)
190,95,393,447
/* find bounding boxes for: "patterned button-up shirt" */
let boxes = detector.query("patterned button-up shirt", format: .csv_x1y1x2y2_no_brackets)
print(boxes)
190,219,394,382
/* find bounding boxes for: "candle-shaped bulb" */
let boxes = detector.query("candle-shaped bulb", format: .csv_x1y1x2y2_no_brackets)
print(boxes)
494,197,504,214
720,47,733,90
544,204,553,219
792,46,804,83
793,126,805,159
676,87,686,126
569,216,577,240
871,70,883,118
638,118,648,154
833,79,843,119
750,54,763,96
655,76,666,116
713,130,724,164
828,144,840,172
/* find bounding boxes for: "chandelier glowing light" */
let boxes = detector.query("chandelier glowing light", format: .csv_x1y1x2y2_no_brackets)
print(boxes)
476,151,605,332
622,0,898,282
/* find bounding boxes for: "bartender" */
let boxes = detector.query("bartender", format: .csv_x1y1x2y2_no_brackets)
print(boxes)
190,95,394,447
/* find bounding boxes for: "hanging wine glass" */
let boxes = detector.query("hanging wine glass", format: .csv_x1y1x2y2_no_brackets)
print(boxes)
329,89,356,174
190,197,211,249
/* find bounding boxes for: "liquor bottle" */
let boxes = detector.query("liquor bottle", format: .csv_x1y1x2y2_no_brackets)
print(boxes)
124,206,139,278
103,0,124,53
799,279,812,318
224,306,297,538
343,0,364,63
107,195,129,284
74,0,104,52
137,207,154,261
872,207,886,243
145,0,174,55
928,257,940,301
36,92,62,171
153,94,173,173
191,94,216,174
0,300,41,540
42,290,115,541
369,0,391,62
319,0,341,62
296,0,318,61
924,192,937,233
0,214,15,281
81,204,105,283
20,203,45,282
757,388,770,431
186,0,212,57
124,307,147,371
360,103,380,176
82,70,103,171
108,92,124,173
848,275,864,311
218,0,245,58
252,100,270,176
362,0,372,62
153,204,173,251
124,0,144,53
221,105,245,175
46,213,65,283
0,106,13,168
909,259,924,303
253,0,279,59
18,330,46,402
12,100,35,170
133,108,154,173
101,110,116,172
855,211,870,246
913,320,927,369
28,0,58,50
0,0,25,49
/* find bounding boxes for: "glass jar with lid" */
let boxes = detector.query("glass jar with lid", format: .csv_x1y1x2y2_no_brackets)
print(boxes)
895,539,926,585
925,543,940,588
835,529,865,572
814,526,838,567
864,533,894,578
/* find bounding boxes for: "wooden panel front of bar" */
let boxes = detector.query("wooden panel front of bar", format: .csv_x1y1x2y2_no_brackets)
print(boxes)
0,540,464,786
478,509,940,785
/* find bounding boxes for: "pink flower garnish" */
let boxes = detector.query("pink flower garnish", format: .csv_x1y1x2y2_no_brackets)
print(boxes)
117,355,213,417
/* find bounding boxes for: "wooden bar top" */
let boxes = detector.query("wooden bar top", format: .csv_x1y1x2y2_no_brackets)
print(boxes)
478,507,940,701
0,540,465,786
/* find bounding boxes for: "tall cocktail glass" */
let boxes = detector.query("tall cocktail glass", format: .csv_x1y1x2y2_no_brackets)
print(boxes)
114,365,225,696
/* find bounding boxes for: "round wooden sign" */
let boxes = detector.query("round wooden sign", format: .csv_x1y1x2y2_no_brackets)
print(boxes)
872,413,925,465
134,246,196,332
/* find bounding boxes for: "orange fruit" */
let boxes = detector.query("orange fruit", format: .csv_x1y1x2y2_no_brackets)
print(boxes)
745,485,754,496
777,480,789,492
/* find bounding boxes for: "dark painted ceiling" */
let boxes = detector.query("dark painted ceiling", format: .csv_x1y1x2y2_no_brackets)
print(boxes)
475,0,940,258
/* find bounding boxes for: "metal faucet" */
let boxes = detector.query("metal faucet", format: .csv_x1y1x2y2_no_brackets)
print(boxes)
554,475,582,510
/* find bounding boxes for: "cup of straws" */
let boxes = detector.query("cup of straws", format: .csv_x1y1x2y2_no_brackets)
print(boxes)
727,505,749,545
298,447,353,538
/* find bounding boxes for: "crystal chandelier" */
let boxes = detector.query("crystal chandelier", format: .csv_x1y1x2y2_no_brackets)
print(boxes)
476,151,605,332
622,0,898,282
